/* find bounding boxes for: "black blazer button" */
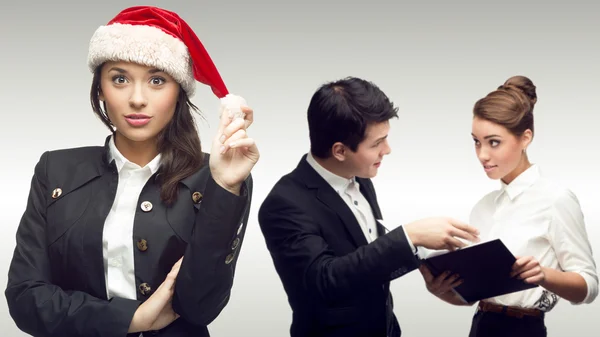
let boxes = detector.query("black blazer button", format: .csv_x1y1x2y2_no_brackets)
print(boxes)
137,239,148,252
139,282,152,296
192,191,203,204
51,188,62,199
140,201,153,212
231,238,240,250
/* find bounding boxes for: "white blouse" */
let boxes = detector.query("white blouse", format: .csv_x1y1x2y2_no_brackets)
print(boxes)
470,164,598,311
102,135,161,300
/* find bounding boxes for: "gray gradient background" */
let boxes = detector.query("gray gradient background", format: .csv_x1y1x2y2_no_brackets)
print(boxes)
1,0,598,336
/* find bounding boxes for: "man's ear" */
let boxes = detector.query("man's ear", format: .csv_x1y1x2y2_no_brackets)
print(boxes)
331,142,347,162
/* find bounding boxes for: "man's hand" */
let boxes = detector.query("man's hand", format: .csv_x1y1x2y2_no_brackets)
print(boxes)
404,217,479,251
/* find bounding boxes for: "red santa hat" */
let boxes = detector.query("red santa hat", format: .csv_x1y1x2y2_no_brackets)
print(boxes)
87,6,228,98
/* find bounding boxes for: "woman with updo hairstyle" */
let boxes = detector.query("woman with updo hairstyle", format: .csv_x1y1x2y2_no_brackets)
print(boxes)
419,76,598,336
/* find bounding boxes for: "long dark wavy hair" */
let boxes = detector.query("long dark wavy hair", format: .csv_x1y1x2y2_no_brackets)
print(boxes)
90,63,205,205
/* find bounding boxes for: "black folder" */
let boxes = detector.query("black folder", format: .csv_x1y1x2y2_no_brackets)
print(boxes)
421,239,538,303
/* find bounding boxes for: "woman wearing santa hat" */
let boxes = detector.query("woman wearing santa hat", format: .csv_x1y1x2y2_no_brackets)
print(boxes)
5,6,258,337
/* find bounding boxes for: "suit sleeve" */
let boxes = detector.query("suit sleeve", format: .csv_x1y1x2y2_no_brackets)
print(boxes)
4,151,141,337
172,173,252,326
258,192,419,303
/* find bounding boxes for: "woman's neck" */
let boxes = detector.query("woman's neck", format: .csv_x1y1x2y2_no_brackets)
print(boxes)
114,132,159,167
502,155,532,185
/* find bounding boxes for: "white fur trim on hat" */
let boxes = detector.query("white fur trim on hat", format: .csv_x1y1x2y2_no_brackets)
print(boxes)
87,23,196,96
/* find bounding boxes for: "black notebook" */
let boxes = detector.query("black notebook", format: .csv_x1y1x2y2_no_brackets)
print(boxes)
421,239,538,303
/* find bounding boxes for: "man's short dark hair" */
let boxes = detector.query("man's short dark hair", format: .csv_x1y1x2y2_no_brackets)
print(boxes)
307,77,399,158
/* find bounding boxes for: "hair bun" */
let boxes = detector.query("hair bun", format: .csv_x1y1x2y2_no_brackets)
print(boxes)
499,75,537,105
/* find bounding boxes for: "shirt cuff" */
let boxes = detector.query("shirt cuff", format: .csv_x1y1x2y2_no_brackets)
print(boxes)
402,228,418,255
573,272,599,305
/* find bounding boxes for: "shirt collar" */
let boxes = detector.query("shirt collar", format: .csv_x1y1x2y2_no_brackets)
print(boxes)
498,164,541,201
108,134,161,174
306,152,355,193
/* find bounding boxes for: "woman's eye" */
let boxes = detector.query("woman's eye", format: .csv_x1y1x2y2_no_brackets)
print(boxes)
151,77,166,85
112,75,127,84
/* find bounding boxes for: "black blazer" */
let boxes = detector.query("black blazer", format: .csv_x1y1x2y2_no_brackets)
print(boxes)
258,155,420,337
5,137,253,337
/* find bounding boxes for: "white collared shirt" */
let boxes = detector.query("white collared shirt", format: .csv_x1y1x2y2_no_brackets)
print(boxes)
470,164,598,311
306,152,417,254
103,135,161,300
306,153,379,243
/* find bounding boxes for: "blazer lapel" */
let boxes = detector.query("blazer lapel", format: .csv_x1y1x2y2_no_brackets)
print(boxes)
357,177,387,237
296,155,368,247
357,179,393,325
357,177,381,219
316,187,368,247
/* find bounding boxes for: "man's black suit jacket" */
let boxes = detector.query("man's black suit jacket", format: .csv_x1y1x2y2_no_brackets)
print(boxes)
258,155,420,337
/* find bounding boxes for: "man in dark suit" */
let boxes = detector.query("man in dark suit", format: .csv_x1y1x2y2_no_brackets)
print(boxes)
258,77,480,337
